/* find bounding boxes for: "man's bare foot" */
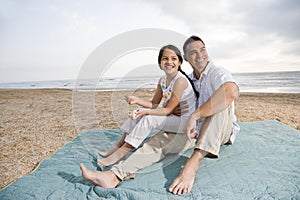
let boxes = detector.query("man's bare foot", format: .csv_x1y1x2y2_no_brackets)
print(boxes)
169,165,196,194
97,143,133,167
169,149,205,195
80,164,120,188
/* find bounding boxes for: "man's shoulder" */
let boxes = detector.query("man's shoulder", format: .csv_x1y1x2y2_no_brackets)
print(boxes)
206,63,229,76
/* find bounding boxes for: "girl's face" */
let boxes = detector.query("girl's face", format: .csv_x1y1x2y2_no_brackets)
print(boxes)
160,48,181,76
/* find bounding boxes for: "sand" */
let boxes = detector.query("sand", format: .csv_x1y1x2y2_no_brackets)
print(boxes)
0,89,299,189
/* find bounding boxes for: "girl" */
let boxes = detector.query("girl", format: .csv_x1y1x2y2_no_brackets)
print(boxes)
98,45,198,167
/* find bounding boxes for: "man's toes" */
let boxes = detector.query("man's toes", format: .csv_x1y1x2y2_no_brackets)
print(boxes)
178,187,184,195
172,184,180,194
183,188,188,194
169,179,178,192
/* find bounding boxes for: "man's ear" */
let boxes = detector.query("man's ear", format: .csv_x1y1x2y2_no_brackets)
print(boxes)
183,55,188,61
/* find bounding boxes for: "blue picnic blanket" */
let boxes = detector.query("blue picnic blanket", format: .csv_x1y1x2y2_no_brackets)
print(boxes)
1,120,299,199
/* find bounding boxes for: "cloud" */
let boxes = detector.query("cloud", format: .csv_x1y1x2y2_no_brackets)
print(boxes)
148,0,300,40
0,0,299,83
145,0,300,72
0,0,193,82
238,0,300,39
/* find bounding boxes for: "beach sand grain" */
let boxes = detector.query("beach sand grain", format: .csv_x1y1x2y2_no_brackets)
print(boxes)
0,89,299,189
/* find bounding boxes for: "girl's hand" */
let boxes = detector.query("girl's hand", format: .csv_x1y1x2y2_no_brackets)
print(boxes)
130,108,150,120
172,101,189,116
125,95,138,105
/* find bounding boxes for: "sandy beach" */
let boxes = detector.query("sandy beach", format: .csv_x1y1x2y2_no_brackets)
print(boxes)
0,89,299,189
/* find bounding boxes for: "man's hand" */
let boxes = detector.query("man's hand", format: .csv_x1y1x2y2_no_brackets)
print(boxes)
184,113,198,141
172,101,189,116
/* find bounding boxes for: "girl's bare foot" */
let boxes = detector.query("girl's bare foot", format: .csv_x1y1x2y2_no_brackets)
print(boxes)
80,164,120,188
97,143,133,167
99,133,127,157
98,146,119,157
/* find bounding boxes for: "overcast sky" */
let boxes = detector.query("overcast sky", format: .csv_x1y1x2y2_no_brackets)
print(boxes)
0,0,300,82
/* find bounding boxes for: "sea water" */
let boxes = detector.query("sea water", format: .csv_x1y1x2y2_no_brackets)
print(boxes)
0,71,299,93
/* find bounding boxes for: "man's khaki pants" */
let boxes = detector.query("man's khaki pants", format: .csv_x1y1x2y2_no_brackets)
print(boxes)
111,107,233,180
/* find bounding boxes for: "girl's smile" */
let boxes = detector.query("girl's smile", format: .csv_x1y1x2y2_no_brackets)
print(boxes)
160,49,181,77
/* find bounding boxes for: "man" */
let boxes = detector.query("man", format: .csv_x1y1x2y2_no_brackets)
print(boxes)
168,36,240,194
80,35,240,195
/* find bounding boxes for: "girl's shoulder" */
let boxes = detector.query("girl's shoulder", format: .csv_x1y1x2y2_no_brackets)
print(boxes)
174,76,188,85
159,75,167,90
177,71,190,81
175,72,189,83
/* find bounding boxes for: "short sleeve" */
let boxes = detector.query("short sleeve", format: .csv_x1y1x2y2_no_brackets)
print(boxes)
209,67,239,93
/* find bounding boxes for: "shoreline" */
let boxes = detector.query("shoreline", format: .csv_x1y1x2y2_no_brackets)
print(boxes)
1,87,300,94
1,89,299,189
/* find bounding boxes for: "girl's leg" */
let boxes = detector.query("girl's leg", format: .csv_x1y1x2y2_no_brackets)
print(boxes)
97,142,134,167
125,115,180,148
98,115,183,167
99,132,127,157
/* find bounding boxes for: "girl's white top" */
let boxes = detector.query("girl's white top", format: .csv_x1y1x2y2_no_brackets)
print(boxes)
160,71,196,118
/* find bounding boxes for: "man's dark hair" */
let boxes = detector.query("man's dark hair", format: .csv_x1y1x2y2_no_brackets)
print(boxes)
183,36,205,54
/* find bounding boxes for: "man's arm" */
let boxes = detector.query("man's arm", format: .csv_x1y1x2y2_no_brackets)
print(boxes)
192,82,239,120
185,82,239,140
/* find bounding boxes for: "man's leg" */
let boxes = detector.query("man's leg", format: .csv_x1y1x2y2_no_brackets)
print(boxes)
195,106,233,157
169,107,233,195
80,132,194,187
111,131,195,181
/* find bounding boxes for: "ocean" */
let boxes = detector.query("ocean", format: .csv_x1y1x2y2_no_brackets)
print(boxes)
0,71,299,93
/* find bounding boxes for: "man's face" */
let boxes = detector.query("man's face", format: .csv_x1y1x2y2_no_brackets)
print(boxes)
184,41,209,73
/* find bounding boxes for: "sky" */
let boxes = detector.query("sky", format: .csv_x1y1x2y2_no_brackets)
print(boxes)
0,0,300,83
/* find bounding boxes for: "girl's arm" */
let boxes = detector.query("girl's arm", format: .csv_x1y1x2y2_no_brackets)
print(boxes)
134,77,188,118
125,79,163,109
